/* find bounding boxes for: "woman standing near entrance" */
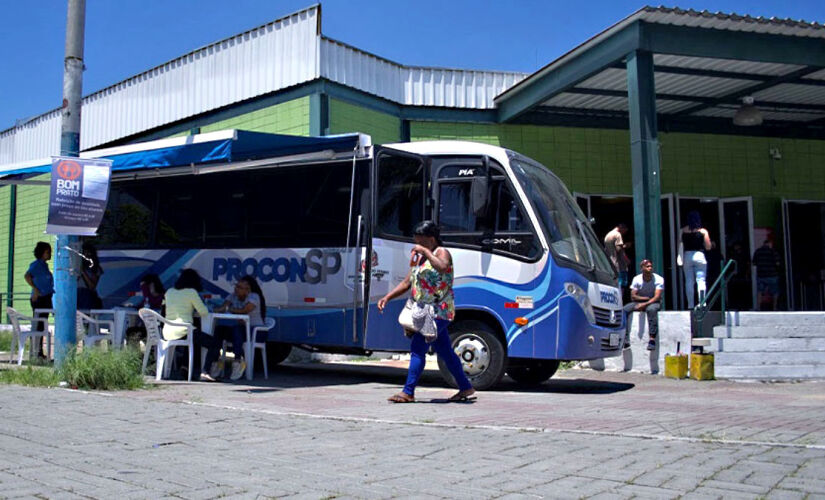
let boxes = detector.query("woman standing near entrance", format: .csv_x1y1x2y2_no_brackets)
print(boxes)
679,211,712,309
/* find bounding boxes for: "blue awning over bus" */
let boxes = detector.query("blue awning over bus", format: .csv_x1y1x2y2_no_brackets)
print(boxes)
0,130,369,178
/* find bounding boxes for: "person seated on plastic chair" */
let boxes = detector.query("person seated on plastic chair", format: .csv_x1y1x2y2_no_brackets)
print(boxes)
211,275,267,381
163,269,222,382
622,259,664,351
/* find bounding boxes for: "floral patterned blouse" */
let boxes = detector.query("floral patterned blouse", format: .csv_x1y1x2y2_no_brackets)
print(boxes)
410,249,455,321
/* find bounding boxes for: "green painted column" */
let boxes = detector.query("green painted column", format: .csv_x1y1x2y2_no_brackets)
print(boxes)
309,92,329,136
626,50,664,276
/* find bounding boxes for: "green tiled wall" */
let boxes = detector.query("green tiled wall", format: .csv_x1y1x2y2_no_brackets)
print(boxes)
12,175,51,301
200,97,310,136
328,99,400,145
411,121,825,229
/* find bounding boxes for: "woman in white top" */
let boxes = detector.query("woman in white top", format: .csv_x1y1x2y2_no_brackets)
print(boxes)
212,275,267,380
164,269,221,382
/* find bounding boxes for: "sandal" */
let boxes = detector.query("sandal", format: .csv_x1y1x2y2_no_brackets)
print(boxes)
448,389,477,402
387,392,415,403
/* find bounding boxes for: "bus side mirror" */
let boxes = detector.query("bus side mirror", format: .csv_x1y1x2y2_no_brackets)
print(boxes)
471,176,489,217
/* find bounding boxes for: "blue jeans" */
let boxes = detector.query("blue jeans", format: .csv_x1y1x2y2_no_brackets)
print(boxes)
214,320,266,361
403,319,472,396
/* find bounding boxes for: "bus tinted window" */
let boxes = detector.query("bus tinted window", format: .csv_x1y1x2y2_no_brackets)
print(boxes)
96,187,154,247
437,174,539,259
100,161,359,249
377,153,425,239
438,181,479,232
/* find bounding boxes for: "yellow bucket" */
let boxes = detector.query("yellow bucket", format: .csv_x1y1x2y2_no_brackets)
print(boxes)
690,353,715,380
664,354,688,379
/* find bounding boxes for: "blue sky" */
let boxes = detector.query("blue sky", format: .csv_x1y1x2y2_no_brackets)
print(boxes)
1,0,824,131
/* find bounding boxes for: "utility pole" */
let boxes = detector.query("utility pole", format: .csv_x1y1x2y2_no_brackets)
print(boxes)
54,0,86,366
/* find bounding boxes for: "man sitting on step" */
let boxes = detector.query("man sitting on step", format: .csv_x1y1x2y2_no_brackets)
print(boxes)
623,259,664,351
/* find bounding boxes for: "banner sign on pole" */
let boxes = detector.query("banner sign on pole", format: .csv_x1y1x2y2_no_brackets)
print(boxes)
46,156,113,235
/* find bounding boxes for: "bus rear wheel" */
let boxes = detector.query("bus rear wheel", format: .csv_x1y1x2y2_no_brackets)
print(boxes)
265,342,292,367
507,359,560,386
438,320,506,391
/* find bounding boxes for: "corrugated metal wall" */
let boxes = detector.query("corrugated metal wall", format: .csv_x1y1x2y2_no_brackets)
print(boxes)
321,38,525,109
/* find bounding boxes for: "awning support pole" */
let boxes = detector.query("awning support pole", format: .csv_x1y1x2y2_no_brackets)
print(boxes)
626,50,664,278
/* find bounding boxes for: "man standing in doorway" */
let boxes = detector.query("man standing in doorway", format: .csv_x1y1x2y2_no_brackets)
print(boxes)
753,239,781,310
604,224,631,296
623,259,664,351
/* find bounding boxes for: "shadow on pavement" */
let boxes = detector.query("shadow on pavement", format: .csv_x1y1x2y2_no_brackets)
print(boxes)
228,362,634,396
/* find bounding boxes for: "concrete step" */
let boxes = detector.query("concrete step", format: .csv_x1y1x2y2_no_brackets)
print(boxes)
715,364,825,379
707,337,825,352
715,351,825,366
725,311,825,327
713,325,825,338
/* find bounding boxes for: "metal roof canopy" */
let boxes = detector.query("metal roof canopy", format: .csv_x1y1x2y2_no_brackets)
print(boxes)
496,6,825,138
495,6,825,279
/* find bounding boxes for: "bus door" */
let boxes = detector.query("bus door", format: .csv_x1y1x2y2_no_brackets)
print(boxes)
363,147,431,351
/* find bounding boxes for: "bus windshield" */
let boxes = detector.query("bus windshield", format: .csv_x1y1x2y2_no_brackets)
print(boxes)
509,155,615,278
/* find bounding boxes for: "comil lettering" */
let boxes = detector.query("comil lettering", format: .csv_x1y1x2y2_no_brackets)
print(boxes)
56,179,81,197
212,249,341,284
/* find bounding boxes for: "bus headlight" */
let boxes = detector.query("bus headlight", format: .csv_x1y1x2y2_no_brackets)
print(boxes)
565,282,596,324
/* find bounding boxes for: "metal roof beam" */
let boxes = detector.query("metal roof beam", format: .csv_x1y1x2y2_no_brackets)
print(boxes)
608,61,772,82
496,23,641,123
525,106,825,139
565,87,825,112
674,66,825,116
641,23,825,67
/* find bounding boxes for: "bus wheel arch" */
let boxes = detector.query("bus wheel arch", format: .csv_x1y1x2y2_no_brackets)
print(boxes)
265,342,292,367
506,359,560,386
439,310,508,391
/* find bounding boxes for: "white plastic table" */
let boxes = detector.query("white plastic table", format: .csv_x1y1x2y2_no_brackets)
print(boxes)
201,312,252,381
90,308,140,348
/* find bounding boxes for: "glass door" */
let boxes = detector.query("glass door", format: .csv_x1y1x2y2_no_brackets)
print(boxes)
782,200,825,311
661,194,677,310
720,197,755,310
781,199,794,310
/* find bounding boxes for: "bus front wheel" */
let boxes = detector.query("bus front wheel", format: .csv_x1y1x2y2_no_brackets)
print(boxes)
507,360,560,386
438,320,506,391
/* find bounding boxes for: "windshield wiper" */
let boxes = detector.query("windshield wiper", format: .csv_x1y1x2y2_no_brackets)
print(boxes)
576,219,596,272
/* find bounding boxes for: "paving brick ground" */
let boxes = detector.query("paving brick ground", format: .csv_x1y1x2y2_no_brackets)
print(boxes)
1,362,824,499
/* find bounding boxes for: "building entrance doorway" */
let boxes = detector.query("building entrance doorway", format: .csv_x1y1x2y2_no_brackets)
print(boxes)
575,194,676,310
782,200,825,311
576,193,755,310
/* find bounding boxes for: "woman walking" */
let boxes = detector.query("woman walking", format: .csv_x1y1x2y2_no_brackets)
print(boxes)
679,211,712,309
377,221,475,403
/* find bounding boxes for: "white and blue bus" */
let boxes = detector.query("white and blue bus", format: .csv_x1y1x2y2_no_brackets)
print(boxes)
92,131,624,389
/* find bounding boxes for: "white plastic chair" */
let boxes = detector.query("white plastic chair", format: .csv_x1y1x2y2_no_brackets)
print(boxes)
6,307,51,365
76,311,114,349
252,317,276,379
138,308,193,382
220,317,275,379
